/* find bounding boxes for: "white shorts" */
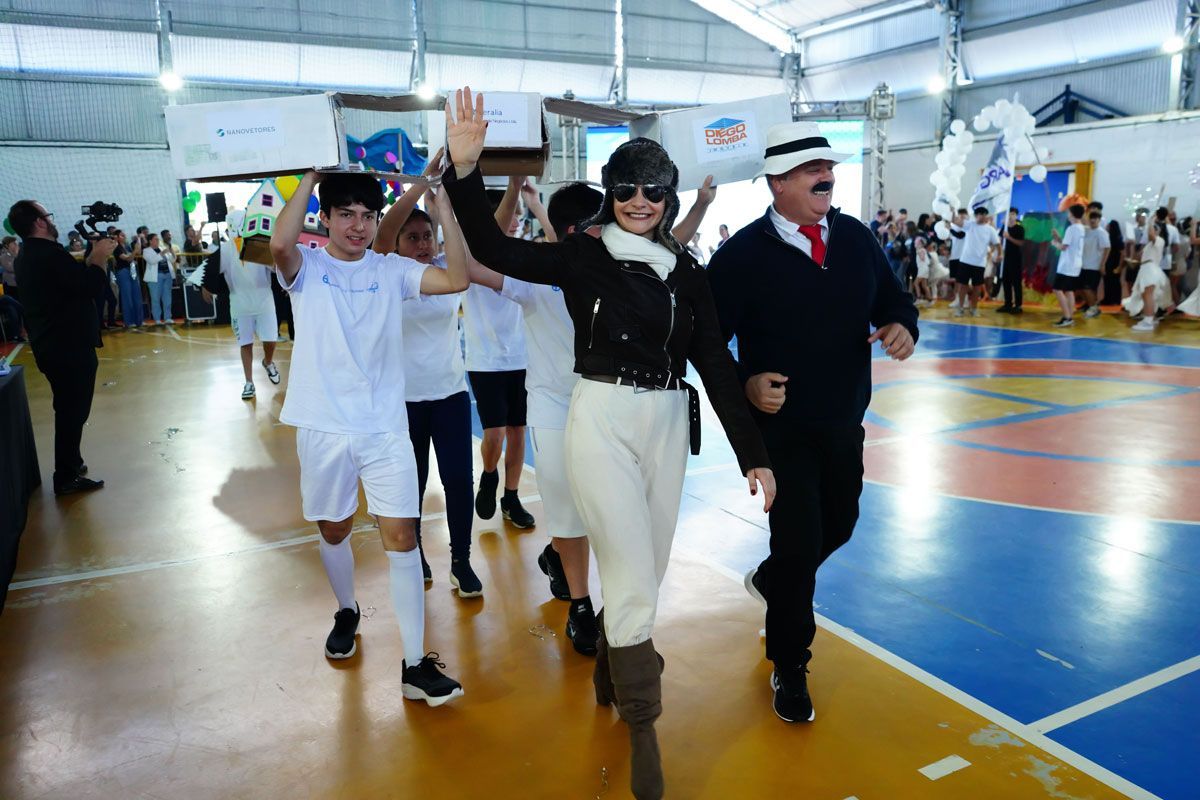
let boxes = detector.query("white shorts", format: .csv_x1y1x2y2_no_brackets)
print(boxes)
295,428,419,521
232,307,279,347
529,426,586,539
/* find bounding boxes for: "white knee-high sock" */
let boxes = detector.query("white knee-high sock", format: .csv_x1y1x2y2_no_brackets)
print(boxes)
319,536,356,611
387,549,426,666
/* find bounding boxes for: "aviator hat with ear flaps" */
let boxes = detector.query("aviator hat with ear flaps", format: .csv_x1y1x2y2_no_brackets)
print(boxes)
582,137,683,254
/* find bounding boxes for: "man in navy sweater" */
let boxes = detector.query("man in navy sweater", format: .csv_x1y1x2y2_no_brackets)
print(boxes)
708,122,918,724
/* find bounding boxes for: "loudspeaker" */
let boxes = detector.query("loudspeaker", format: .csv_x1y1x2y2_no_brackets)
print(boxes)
205,192,228,222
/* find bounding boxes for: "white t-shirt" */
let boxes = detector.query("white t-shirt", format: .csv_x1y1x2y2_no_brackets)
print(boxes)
959,221,1000,267
402,255,467,403
1163,224,1181,270
279,245,427,435
501,276,577,430
1081,226,1110,270
1058,222,1085,277
461,282,527,372
949,223,966,260
220,242,275,317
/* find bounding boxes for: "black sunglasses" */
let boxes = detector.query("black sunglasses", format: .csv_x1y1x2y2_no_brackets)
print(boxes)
611,184,666,204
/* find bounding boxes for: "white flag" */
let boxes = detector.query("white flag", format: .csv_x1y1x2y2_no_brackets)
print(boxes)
967,135,1014,217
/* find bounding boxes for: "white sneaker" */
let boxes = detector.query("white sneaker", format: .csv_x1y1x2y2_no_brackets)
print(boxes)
952,308,966,318
241,382,256,399
263,361,281,385
1083,306,1101,318
1131,317,1156,332
971,308,982,317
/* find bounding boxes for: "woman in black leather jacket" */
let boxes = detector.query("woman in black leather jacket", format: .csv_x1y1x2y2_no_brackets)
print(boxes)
442,88,773,800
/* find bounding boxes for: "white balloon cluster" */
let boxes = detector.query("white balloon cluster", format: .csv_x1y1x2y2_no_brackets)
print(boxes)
1190,161,1200,187
929,118,974,239
973,98,1048,182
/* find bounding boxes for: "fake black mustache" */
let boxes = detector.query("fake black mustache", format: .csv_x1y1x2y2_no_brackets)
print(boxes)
813,181,834,193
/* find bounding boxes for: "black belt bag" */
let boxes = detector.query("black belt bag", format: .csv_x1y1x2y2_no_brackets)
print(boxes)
580,374,701,456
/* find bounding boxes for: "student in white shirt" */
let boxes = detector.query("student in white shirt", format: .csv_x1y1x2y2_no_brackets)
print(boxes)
371,151,482,598
140,233,176,325
952,207,1000,317
461,176,536,530
1049,204,1087,327
947,208,967,307
269,171,470,706
1078,210,1111,318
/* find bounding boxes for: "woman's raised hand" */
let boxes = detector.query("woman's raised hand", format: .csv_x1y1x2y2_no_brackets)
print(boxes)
445,87,488,173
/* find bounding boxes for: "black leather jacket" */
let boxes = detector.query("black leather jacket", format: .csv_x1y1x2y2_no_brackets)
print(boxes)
444,165,769,474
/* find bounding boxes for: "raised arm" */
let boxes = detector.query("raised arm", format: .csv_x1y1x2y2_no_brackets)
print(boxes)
441,87,573,287
671,175,716,243
374,147,444,255
271,170,320,282
496,176,521,231
418,186,470,295
521,179,557,243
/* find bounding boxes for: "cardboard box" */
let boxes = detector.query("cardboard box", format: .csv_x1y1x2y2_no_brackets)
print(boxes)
629,94,793,192
164,92,443,182
426,91,551,179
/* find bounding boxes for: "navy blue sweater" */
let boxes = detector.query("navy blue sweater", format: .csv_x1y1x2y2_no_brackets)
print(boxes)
707,207,919,438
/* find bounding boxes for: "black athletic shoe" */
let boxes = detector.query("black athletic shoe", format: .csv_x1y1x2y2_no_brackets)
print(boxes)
566,598,599,656
77,463,88,476
1011,307,1024,314
744,566,767,608
771,664,815,723
537,543,571,601
402,653,464,707
324,604,360,660
501,495,536,529
54,475,105,496
996,305,1012,313
420,553,432,585
475,470,499,519
449,559,483,598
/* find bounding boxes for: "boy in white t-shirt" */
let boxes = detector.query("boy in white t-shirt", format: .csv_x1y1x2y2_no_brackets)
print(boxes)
1078,210,1110,318
952,207,1000,317
270,171,470,706
1050,204,1087,327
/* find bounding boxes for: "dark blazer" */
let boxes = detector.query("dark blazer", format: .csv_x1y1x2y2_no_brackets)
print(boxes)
708,207,919,439
13,238,106,365
443,165,769,474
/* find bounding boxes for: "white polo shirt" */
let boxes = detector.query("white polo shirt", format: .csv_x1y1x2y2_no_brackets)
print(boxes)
501,276,577,430
279,245,427,434
461,282,527,372
402,255,467,403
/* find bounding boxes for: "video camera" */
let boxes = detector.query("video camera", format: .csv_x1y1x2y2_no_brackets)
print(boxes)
74,201,123,241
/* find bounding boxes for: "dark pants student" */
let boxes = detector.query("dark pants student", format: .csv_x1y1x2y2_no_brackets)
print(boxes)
407,391,475,559
761,423,864,668
1002,258,1023,309
40,351,98,490
95,279,117,329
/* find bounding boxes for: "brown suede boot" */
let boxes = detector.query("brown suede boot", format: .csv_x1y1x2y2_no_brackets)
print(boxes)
609,639,665,800
593,609,616,706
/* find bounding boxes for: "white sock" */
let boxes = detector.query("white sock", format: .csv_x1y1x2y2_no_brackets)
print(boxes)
319,535,356,611
387,549,426,666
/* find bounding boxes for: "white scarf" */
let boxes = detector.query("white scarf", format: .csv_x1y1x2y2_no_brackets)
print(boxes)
601,223,677,280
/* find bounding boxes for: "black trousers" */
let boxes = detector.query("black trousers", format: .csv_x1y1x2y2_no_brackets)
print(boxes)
95,281,117,327
39,351,98,489
1002,259,1023,308
407,391,475,559
762,423,864,667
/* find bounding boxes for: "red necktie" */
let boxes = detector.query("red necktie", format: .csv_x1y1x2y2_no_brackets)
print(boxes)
796,225,825,266
797,224,826,265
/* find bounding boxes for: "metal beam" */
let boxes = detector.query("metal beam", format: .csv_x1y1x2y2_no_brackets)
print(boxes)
1172,0,1200,110
681,0,794,53
611,0,627,105
793,0,935,40
935,0,962,141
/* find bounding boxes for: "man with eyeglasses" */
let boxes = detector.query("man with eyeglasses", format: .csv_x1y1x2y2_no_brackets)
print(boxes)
8,200,114,495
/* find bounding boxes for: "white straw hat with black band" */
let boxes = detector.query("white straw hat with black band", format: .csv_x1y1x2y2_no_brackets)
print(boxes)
755,121,852,179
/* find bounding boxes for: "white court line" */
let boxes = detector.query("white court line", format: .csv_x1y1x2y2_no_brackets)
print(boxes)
1030,655,1200,734
3,342,23,365
8,494,542,592
167,326,184,341
918,754,971,780
675,545,1163,800
926,317,1200,351
914,335,1066,358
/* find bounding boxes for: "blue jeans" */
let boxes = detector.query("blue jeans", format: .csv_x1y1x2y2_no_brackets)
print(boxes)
115,268,143,327
406,391,475,560
150,277,173,322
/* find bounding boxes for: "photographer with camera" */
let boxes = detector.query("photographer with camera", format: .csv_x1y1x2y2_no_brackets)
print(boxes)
8,200,113,495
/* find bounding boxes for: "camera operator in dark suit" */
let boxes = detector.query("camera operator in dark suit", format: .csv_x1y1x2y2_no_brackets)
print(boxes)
8,200,114,495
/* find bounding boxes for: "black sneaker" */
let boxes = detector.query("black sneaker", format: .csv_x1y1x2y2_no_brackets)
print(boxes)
324,604,360,659
1011,307,1023,314
54,475,105,496
566,598,599,656
449,559,483,598
475,470,498,519
771,665,815,723
402,653,464,707
537,543,571,601
501,495,536,529
995,305,1012,313
420,552,432,585
744,566,767,608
